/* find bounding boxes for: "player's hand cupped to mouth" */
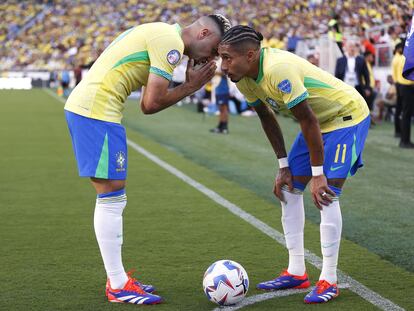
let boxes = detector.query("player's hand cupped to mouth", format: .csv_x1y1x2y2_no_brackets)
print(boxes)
274,167,294,203
185,59,217,91
309,175,335,210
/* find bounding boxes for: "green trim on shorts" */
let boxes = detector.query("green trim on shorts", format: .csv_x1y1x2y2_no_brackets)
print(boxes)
95,133,109,179
347,134,358,177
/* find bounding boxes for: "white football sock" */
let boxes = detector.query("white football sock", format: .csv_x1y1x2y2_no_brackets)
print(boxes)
319,199,342,284
281,187,306,276
94,190,128,289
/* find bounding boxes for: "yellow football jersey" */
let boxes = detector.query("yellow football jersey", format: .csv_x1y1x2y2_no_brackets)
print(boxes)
236,48,370,133
392,53,414,86
65,22,184,123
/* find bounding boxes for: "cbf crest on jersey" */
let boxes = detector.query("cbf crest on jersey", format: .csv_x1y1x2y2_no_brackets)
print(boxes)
167,49,181,65
116,151,126,172
266,97,280,110
277,79,292,94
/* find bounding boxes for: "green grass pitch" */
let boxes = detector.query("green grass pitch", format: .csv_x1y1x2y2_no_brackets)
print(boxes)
0,89,413,310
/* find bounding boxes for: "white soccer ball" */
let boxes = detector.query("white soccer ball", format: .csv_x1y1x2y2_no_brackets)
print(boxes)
202,259,249,306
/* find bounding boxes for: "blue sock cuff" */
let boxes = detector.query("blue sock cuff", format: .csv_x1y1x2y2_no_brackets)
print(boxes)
97,188,126,198
293,180,306,191
328,185,342,196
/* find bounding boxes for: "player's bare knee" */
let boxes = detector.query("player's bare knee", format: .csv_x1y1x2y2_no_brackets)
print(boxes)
327,178,346,189
91,178,126,194
281,179,307,194
293,176,310,189
326,184,343,198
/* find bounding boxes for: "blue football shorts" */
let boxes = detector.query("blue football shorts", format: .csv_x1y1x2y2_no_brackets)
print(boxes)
65,110,127,180
288,116,370,179
216,94,229,105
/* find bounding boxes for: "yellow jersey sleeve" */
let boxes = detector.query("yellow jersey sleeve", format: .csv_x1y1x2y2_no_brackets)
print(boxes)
236,79,261,107
391,55,399,82
147,34,184,81
268,64,309,109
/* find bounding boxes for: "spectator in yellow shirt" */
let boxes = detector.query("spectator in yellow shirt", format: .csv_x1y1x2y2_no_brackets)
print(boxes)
391,41,414,148
391,42,404,139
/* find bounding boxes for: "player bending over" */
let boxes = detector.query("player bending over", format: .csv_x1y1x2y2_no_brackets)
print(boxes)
218,25,370,304
64,15,231,305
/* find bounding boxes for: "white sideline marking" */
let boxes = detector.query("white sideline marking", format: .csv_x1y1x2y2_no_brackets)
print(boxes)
44,88,65,102
213,284,351,311
44,89,404,311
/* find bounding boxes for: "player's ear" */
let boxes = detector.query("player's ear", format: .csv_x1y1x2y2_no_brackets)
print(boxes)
246,49,255,62
198,28,209,39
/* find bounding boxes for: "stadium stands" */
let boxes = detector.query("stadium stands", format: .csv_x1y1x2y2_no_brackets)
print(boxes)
1,0,412,71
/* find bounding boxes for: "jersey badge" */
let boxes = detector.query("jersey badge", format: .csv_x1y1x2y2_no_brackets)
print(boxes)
278,79,292,94
116,151,126,172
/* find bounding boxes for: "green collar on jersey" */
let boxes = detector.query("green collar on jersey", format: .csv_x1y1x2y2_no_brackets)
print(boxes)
174,23,182,35
255,48,264,84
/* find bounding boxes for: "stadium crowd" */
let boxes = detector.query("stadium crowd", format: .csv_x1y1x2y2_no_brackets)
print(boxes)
0,1,45,43
1,0,413,146
1,0,412,71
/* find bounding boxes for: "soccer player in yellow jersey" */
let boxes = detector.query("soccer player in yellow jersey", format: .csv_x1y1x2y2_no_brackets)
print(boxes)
218,26,370,304
64,15,231,305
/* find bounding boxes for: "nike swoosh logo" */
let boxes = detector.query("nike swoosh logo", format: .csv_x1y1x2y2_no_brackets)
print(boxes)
330,165,344,171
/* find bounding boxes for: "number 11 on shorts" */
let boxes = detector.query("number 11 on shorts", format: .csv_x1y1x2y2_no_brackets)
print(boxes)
334,144,346,164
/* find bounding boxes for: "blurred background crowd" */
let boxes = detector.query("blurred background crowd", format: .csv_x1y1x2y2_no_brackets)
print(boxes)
1,0,413,146
1,0,412,71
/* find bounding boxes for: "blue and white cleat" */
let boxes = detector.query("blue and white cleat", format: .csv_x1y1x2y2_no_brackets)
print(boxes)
107,276,162,305
256,269,310,290
304,280,339,304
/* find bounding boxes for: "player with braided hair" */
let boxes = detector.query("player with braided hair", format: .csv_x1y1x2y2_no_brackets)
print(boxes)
218,25,370,304
64,14,231,305
221,25,264,46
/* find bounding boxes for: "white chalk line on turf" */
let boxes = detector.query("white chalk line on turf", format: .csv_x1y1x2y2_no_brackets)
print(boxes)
213,284,351,311
44,87,65,102
43,89,404,311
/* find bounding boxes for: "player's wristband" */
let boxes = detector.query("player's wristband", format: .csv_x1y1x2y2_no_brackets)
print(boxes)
278,157,289,169
311,165,324,176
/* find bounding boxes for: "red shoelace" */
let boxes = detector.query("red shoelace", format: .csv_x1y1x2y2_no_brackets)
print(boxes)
123,277,146,295
315,280,332,294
